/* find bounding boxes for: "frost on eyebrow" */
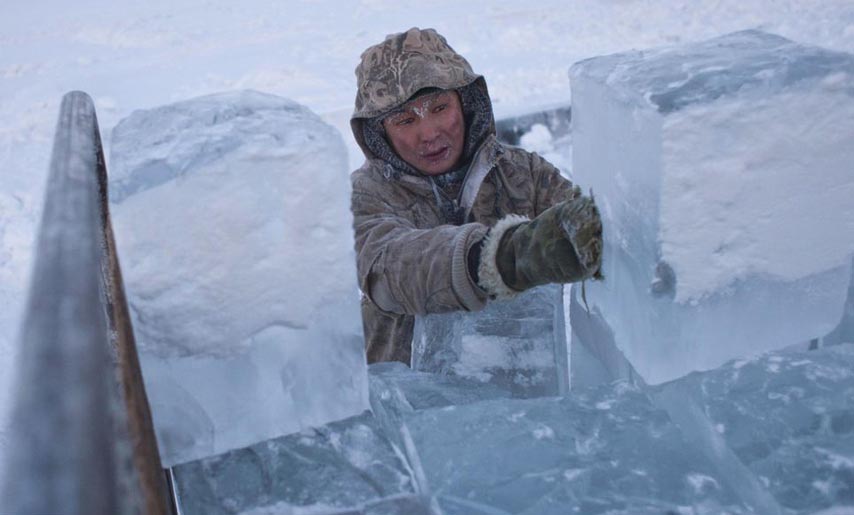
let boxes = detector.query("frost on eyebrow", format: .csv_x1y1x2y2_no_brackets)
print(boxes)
412,98,434,119
408,92,448,119
383,92,449,125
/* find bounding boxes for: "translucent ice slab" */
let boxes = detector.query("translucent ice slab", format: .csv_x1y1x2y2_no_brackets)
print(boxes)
171,411,429,515
110,91,368,465
369,364,749,514
172,350,853,514
823,257,854,347
658,344,854,513
570,30,854,383
412,284,569,398
369,361,513,411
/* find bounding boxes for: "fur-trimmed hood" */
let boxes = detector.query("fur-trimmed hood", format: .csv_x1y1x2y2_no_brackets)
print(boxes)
350,27,496,166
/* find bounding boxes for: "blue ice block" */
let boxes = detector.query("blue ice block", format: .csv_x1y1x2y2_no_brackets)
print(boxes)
412,284,569,398
659,344,854,513
171,411,426,514
570,30,854,383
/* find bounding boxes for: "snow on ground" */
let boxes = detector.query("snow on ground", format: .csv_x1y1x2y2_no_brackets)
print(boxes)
1,0,854,470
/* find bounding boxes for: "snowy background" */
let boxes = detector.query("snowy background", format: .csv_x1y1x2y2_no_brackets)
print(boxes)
2,0,854,471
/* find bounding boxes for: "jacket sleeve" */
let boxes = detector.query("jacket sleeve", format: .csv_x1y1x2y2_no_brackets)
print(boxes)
351,179,489,316
529,151,574,216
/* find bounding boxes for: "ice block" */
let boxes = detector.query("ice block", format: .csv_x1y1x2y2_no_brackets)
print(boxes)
110,90,368,465
570,30,854,383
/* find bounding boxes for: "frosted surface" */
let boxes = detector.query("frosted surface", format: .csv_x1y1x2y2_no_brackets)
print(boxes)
171,411,425,515
110,91,368,466
570,30,854,383
369,362,513,411
412,284,569,397
659,344,854,512
823,258,854,347
171,347,854,514
369,364,749,514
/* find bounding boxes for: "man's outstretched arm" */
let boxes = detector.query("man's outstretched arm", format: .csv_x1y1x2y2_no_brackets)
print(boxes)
352,182,489,316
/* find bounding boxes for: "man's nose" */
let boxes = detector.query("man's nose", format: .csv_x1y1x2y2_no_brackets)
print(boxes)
417,117,441,144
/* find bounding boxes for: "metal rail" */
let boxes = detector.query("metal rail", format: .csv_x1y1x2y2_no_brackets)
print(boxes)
1,91,173,514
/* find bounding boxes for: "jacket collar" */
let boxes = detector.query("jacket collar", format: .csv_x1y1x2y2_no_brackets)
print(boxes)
393,134,503,201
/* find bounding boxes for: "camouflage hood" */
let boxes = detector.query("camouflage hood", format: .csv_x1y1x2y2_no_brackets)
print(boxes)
351,28,495,164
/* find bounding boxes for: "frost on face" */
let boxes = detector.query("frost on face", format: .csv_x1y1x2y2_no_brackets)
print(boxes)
385,92,448,126
411,96,437,119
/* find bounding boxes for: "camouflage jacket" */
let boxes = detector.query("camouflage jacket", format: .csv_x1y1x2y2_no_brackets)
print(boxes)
350,28,573,363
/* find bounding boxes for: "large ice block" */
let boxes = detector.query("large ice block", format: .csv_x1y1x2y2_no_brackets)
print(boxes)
823,257,854,347
412,284,569,398
369,364,750,514
171,411,428,515
659,344,854,513
570,30,854,383
110,90,368,466
170,349,853,514
568,286,641,390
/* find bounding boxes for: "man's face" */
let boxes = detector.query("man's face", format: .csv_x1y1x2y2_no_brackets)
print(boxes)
382,90,465,176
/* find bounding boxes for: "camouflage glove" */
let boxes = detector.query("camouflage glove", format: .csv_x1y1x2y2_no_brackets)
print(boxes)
477,187,603,297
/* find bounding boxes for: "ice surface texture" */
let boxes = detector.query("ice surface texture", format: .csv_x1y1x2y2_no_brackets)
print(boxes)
109,90,368,466
368,363,749,514
823,257,854,347
412,284,569,398
172,347,854,514
570,30,854,383
171,411,429,515
659,344,854,512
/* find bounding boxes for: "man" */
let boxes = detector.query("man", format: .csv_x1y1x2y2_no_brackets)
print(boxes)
350,27,602,364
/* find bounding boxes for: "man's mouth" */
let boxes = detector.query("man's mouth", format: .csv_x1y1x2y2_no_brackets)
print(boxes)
421,146,449,162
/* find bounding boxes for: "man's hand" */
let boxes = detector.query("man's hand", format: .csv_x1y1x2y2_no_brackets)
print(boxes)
559,187,604,281
489,186,603,293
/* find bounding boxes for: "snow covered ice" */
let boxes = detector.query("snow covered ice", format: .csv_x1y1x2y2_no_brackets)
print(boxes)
109,90,368,466
412,284,569,397
570,30,854,384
